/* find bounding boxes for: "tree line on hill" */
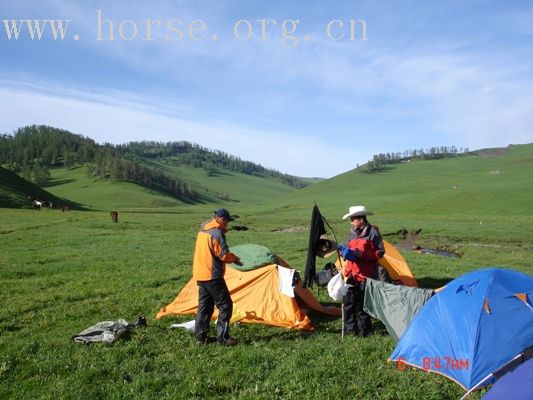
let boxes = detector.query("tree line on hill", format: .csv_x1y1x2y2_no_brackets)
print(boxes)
114,141,308,188
0,126,195,201
0,125,308,201
362,146,469,173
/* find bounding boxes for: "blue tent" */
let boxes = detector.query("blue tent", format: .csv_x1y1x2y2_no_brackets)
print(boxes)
389,268,533,391
481,356,533,400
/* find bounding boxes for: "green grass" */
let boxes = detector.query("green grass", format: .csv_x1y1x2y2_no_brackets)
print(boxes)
1,144,532,398
1,207,531,399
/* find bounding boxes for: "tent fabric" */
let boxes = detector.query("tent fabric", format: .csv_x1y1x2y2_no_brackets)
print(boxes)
389,268,533,391
303,205,327,287
157,263,341,331
335,240,417,287
229,244,278,271
380,241,417,286
363,278,433,341
481,356,533,400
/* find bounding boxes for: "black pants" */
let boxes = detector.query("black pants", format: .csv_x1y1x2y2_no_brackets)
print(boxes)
343,278,371,337
195,279,233,344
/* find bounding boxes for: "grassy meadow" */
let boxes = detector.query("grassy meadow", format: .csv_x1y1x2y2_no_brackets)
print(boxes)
1,206,531,400
1,145,532,399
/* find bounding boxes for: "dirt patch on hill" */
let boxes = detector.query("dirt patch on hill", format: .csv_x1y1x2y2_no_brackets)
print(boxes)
471,147,508,157
383,228,462,258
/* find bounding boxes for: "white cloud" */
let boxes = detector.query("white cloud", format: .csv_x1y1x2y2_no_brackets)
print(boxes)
0,80,362,177
2,1,532,177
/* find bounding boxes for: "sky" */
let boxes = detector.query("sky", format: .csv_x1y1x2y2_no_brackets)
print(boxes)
1,1,532,178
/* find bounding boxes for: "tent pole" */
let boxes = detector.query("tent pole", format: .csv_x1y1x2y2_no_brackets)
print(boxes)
460,373,493,400
341,303,345,338
321,211,346,338
460,348,533,399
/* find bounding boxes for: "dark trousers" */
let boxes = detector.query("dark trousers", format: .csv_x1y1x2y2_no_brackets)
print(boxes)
195,279,233,344
343,278,371,337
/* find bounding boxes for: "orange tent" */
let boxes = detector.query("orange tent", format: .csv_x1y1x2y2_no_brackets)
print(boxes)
157,259,341,331
380,241,418,286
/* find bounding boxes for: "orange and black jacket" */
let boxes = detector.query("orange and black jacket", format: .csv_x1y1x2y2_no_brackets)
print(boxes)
192,218,238,282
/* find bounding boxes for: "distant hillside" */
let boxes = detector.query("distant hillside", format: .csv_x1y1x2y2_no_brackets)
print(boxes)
0,125,311,209
0,166,80,209
0,125,310,210
116,141,310,189
40,163,299,210
263,143,533,218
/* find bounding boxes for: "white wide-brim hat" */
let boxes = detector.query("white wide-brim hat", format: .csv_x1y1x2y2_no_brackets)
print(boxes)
342,205,374,220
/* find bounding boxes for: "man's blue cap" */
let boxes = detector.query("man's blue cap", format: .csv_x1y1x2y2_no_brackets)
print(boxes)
214,208,235,221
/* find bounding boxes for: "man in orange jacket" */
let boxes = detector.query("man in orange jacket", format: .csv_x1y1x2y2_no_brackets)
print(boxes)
193,208,242,345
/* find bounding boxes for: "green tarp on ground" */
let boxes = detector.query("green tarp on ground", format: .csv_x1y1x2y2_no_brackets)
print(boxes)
364,279,434,341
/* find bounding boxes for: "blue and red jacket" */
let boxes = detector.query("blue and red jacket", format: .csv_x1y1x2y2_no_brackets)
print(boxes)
344,224,385,282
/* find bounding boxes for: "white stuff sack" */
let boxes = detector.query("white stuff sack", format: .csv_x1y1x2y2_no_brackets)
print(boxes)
327,272,347,301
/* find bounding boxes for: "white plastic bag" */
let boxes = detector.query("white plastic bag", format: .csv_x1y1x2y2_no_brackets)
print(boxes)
327,272,348,301
170,320,196,331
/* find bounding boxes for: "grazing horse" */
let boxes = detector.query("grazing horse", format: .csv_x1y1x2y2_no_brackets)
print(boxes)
32,200,42,210
110,211,119,223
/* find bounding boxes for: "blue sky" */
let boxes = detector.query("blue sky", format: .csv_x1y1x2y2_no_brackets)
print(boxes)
1,1,532,177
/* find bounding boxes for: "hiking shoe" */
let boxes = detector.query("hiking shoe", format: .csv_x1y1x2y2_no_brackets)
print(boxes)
134,316,147,328
219,338,238,346
197,337,217,345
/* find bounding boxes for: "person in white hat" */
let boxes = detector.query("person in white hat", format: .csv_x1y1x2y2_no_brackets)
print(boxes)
338,205,386,337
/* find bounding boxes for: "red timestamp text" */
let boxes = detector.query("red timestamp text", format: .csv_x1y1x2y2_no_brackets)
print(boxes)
396,356,469,371
422,356,469,371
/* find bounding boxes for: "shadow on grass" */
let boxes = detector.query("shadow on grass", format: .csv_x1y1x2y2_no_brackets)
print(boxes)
417,276,454,289
43,178,76,188
207,170,235,178
237,329,314,345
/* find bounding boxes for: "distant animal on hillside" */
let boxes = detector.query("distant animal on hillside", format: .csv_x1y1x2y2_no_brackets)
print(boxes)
110,211,119,223
32,200,42,210
61,206,70,212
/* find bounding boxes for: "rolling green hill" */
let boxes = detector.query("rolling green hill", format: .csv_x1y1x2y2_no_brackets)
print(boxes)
44,166,185,210
2,124,531,218
1,125,309,209
43,163,298,210
252,143,533,221
0,166,81,209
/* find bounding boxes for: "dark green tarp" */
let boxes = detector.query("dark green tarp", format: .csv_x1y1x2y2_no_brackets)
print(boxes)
364,279,434,341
